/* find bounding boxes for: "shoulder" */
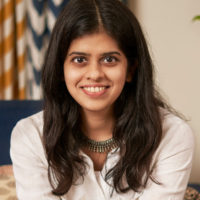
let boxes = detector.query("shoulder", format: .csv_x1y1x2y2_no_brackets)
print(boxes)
161,110,194,147
155,109,195,159
11,111,43,139
10,111,46,162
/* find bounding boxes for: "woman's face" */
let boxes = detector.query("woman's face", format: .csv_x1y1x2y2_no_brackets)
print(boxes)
64,31,129,114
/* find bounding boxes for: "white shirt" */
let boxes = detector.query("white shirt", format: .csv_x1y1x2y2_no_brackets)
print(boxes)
10,111,194,200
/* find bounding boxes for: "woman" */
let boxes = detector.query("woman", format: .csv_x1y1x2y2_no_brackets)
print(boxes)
10,0,194,199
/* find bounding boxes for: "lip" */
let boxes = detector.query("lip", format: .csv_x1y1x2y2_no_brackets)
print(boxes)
80,84,110,98
80,84,109,87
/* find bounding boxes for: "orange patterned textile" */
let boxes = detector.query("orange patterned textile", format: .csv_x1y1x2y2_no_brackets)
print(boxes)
0,165,16,200
0,0,26,100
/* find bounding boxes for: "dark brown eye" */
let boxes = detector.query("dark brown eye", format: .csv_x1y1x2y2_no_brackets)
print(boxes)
103,56,118,64
73,57,86,63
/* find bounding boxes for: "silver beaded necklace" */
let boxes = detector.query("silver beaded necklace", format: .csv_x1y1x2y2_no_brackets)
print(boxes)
80,133,118,153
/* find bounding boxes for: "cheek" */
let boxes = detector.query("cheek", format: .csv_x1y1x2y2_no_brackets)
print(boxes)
64,67,81,87
110,67,127,85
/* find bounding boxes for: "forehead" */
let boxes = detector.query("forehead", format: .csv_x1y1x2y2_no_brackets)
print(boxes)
68,31,122,53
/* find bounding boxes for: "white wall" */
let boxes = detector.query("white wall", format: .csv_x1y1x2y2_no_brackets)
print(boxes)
128,0,200,182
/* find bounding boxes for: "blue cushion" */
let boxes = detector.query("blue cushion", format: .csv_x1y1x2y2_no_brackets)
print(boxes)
189,183,200,192
0,100,43,165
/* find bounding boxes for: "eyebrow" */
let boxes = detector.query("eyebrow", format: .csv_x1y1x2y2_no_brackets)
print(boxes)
102,52,121,56
68,52,90,56
68,51,121,57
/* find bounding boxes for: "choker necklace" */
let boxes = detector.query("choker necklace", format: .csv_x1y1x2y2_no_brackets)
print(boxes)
80,134,118,153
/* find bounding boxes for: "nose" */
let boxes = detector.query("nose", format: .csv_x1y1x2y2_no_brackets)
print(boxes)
85,62,104,81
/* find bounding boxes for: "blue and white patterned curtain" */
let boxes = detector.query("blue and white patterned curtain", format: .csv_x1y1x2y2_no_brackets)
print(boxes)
26,0,69,99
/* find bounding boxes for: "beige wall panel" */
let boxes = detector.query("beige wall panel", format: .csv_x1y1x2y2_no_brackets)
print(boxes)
128,0,200,182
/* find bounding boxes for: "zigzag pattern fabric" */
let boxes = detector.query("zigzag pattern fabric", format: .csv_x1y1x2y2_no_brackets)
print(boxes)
0,0,26,99
26,0,69,99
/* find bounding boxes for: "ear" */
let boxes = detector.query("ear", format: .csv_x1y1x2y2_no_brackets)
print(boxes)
126,61,138,82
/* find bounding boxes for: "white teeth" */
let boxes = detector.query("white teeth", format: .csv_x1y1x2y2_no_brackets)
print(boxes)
94,87,99,92
83,87,106,93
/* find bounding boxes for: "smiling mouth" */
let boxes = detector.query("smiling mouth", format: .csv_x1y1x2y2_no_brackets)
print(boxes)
80,86,110,96
82,86,108,93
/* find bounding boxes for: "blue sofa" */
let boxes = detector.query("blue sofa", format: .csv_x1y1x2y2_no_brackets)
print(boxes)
0,100,43,165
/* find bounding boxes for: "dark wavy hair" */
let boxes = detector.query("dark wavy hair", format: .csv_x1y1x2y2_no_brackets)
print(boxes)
42,0,170,196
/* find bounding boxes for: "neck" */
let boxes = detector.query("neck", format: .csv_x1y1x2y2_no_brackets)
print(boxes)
81,108,115,141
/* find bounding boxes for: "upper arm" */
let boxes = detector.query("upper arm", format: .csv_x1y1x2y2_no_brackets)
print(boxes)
10,119,61,200
139,119,194,200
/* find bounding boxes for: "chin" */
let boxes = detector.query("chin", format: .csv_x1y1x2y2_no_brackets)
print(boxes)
81,104,113,113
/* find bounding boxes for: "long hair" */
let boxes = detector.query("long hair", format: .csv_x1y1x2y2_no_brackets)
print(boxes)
42,0,168,196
